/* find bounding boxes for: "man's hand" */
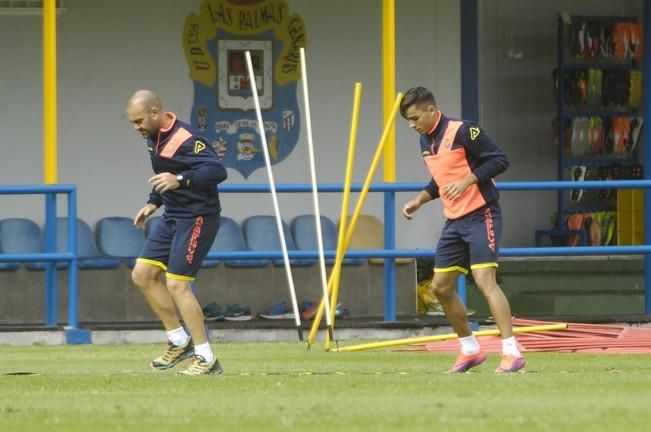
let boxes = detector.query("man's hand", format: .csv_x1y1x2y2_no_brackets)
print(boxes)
149,172,180,193
134,203,158,229
442,175,478,201
402,199,422,220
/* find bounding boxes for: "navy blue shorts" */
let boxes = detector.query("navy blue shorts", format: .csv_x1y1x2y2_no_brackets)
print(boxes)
137,214,220,281
434,202,502,275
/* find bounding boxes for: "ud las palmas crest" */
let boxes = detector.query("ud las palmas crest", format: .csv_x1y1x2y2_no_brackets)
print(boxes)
184,0,305,178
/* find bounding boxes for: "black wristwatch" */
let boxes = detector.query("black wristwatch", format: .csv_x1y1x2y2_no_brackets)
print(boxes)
176,174,185,188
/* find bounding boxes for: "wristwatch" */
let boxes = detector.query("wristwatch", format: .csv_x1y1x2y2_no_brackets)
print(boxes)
176,174,184,187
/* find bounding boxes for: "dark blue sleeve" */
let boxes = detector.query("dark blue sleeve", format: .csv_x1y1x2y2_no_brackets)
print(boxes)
424,178,440,199
178,137,228,191
459,123,509,183
148,189,163,207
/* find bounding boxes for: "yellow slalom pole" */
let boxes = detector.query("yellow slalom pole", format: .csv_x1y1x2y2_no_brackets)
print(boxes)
43,0,58,184
308,92,404,347
323,84,362,349
307,83,362,346
333,323,568,353
322,92,404,349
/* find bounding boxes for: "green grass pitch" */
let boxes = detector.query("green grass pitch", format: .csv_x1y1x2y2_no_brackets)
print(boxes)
2,342,651,431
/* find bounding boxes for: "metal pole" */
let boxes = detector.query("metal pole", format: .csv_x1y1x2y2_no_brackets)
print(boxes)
44,193,57,327
382,0,397,323
382,0,396,181
643,1,651,314
43,0,58,184
383,190,396,322
456,273,467,304
67,190,78,329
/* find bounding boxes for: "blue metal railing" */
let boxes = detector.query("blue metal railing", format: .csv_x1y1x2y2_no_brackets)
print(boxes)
2,180,650,328
216,179,651,321
0,185,78,328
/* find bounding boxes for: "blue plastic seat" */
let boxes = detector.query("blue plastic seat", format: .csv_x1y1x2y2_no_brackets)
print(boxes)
96,217,146,268
243,215,314,267
205,217,269,267
56,218,121,269
0,218,56,270
291,214,363,266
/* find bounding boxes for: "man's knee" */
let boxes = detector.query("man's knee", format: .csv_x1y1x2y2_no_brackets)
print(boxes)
431,275,457,298
472,268,499,294
166,278,193,296
131,262,161,287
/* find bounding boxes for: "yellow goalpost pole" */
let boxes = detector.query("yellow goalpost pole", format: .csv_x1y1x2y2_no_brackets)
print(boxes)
43,0,58,184
332,323,568,353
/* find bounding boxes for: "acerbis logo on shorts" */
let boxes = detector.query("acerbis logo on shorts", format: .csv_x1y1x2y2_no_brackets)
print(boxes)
485,208,496,253
186,216,204,264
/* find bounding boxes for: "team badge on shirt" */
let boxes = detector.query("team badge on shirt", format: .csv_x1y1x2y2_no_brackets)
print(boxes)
194,141,206,154
469,127,481,140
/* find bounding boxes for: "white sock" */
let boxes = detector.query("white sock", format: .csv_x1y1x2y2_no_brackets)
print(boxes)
459,334,480,355
502,336,521,357
166,327,189,347
194,342,214,363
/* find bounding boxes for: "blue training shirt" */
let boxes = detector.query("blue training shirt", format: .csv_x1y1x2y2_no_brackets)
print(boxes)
146,112,227,218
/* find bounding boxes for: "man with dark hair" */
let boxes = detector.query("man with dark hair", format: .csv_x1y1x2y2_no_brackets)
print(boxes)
127,90,227,375
400,86,524,373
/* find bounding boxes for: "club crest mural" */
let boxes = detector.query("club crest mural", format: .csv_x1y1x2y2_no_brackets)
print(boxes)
183,0,306,178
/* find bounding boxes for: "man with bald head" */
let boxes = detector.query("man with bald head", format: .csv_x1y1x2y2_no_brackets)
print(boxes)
127,90,227,375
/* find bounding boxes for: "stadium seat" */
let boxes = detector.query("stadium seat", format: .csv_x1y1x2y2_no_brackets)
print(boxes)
96,217,146,267
291,214,363,266
204,216,269,267
343,214,414,265
243,215,314,267
0,217,58,270
56,218,121,269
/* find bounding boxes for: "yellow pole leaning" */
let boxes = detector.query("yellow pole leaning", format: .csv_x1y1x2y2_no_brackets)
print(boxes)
43,0,58,184
382,0,396,182
307,83,362,346
323,84,362,349
333,323,568,353
320,93,403,349
308,93,404,347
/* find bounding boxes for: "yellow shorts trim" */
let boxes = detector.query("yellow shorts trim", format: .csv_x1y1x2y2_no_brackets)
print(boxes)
136,258,167,271
165,272,195,282
434,266,469,275
470,262,499,270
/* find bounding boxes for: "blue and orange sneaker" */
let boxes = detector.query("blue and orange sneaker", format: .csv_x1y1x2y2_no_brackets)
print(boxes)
448,351,487,373
495,355,526,374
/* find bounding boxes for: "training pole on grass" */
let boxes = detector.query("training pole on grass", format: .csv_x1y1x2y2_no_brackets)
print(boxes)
332,323,568,352
300,47,334,344
305,82,362,349
306,92,404,348
245,51,303,341
325,92,403,350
